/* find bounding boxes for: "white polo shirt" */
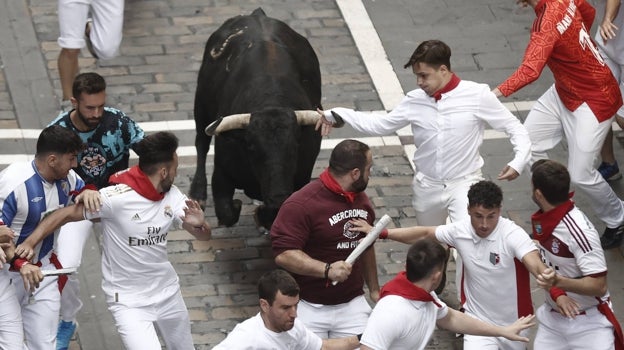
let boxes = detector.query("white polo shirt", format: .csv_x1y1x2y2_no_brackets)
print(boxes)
360,293,448,350
435,217,537,326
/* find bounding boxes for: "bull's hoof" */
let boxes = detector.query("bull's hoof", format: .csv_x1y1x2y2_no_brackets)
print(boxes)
217,199,243,227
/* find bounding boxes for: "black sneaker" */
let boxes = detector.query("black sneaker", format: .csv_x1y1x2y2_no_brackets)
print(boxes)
601,225,624,249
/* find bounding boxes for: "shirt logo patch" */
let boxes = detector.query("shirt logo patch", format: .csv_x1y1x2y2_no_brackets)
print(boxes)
551,239,560,254
489,252,500,266
164,206,173,219
533,222,542,235
131,213,141,221
31,196,43,203
342,221,359,239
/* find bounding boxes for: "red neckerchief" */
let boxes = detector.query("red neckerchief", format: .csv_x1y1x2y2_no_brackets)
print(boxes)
109,166,164,201
319,167,358,203
432,74,460,101
596,299,624,350
380,271,442,307
531,199,575,244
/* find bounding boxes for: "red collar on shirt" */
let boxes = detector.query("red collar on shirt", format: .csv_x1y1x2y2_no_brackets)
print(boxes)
380,271,442,307
319,167,358,203
432,74,461,101
109,166,165,201
531,197,575,244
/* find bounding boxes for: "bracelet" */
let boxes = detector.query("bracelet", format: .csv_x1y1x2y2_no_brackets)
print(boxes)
324,262,331,279
379,228,389,240
549,287,567,301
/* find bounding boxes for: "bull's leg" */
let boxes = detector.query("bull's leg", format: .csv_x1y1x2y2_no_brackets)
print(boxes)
189,133,211,207
212,168,242,227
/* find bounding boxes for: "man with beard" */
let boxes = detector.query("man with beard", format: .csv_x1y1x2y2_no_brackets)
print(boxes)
351,181,553,350
48,71,144,350
15,132,212,350
213,269,361,349
271,139,380,341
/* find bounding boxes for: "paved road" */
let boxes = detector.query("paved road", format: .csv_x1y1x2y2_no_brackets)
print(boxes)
0,0,622,349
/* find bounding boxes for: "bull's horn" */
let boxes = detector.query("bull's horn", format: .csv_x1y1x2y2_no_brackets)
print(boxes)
294,110,321,125
205,113,251,136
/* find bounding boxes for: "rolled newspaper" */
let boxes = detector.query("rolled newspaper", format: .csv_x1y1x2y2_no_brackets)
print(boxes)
332,214,392,285
42,267,77,276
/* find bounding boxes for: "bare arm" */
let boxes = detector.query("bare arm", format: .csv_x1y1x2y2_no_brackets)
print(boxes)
361,245,380,302
552,274,608,297
14,203,86,260
522,250,553,282
321,335,360,350
436,308,535,342
275,249,353,283
349,219,437,245
599,0,621,42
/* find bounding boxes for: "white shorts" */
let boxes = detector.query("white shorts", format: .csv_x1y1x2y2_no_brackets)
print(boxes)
297,295,371,339
108,288,193,350
57,0,125,59
534,303,615,350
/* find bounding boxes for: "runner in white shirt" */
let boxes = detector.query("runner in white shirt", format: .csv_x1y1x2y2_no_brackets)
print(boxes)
213,269,360,350
352,181,554,350
15,132,213,350
530,160,624,350
317,39,530,295
0,125,88,350
360,239,536,350
0,224,23,350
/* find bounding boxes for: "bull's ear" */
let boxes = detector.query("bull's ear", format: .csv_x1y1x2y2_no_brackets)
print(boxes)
330,111,345,128
205,117,224,136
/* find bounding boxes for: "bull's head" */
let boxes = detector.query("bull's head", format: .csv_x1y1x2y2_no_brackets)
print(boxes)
207,109,321,229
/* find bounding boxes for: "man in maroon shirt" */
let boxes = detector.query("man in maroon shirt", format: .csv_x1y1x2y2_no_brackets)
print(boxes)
271,139,380,340
493,0,624,250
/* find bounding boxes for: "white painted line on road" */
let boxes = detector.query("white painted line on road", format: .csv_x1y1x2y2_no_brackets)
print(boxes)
335,0,405,110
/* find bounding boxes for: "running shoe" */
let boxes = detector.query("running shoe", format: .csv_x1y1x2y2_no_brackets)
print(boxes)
598,161,622,182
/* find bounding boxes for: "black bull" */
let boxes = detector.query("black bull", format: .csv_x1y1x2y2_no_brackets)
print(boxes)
190,8,324,229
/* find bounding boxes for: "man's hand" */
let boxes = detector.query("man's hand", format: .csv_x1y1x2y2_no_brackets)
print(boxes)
499,314,536,342
0,225,15,243
369,289,380,303
75,189,102,213
327,261,352,283
315,108,334,136
20,263,43,293
554,295,581,319
536,267,556,289
349,218,373,234
181,199,206,227
600,20,618,44
0,240,15,269
14,242,36,261
497,165,519,181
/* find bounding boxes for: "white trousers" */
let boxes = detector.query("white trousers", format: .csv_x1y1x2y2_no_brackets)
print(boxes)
297,295,371,339
108,287,194,350
534,303,614,350
524,85,624,228
0,275,23,350
57,0,125,59
12,258,61,350
56,220,94,322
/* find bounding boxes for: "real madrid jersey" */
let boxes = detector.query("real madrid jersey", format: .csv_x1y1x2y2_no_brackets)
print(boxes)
85,183,186,307
0,161,84,263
